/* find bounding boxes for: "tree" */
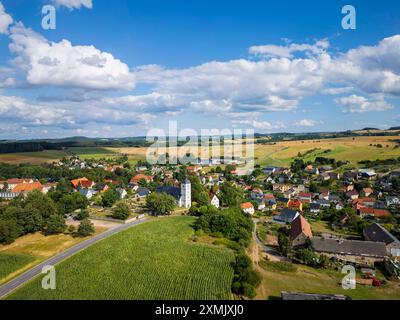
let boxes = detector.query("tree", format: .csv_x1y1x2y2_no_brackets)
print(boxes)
146,193,176,216
188,175,209,206
45,214,66,236
112,202,131,220
102,188,119,207
296,248,319,267
59,192,89,214
24,190,59,219
0,219,21,244
231,253,261,299
278,232,292,257
194,208,253,247
76,209,90,221
77,219,95,237
219,182,244,207
18,205,44,234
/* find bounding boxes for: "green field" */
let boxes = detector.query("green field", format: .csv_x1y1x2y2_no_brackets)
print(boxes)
257,261,400,300
7,217,235,300
254,136,400,167
0,253,35,281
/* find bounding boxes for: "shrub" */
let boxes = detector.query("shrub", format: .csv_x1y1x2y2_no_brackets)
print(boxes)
77,219,95,237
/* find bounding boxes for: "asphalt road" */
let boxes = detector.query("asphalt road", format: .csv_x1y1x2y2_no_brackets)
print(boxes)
0,217,151,299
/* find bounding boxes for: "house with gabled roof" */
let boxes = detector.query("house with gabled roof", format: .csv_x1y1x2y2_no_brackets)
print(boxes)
311,237,387,267
291,215,313,247
273,209,300,224
364,223,400,258
240,202,254,215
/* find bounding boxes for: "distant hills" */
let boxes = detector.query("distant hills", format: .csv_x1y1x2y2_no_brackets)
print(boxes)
1,128,400,154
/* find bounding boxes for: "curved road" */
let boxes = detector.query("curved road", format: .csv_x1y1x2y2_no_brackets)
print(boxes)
0,217,151,299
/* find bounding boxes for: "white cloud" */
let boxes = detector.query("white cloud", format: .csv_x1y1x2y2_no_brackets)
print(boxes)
0,94,155,129
327,35,400,96
232,119,286,131
9,23,134,90
294,119,323,127
249,39,329,58
135,57,324,116
0,2,13,34
335,94,394,113
52,0,93,10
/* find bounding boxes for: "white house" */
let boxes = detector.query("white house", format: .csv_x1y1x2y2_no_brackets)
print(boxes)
116,188,128,199
240,202,255,215
210,194,220,208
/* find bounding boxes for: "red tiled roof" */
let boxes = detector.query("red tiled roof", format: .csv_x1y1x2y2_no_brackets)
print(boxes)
299,193,312,198
241,202,254,209
359,207,391,218
264,194,275,199
130,174,153,184
288,199,302,208
12,182,43,193
71,177,93,189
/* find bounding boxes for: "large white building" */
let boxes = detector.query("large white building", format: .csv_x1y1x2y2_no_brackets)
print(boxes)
157,179,192,209
179,179,192,208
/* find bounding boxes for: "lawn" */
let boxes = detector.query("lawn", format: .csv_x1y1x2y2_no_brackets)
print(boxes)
0,253,35,281
7,216,235,300
256,262,400,300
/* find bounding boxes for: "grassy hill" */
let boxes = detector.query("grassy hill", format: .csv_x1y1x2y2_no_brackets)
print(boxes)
7,217,235,300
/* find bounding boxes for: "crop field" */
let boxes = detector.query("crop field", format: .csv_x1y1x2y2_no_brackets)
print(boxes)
1,136,399,167
7,217,235,300
253,136,400,167
0,150,68,164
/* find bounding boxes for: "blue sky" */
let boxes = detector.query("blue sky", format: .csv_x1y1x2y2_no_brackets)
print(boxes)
0,0,400,139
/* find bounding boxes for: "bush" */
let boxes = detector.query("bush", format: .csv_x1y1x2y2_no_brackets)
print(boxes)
76,209,90,221
195,207,253,247
77,219,95,237
146,193,176,216
45,214,67,236
231,253,261,299
112,202,131,220
0,219,21,244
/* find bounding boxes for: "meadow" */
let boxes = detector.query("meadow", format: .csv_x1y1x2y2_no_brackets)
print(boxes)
7,216,235,300
0,253,35,282
256,261,400,300
1,136,399,167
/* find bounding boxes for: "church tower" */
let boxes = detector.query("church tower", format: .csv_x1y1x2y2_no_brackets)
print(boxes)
180,179,191,208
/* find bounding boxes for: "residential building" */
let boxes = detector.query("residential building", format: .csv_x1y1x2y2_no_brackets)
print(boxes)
273,209,300,224
290,215,313,247
311,238,388,267
210,194,220,208
240,202,255,215
363,223,400,257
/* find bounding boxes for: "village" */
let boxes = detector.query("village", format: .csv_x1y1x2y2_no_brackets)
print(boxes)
0,151,399,299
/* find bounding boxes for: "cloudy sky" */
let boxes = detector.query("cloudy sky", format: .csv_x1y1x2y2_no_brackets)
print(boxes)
0,0,400,139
